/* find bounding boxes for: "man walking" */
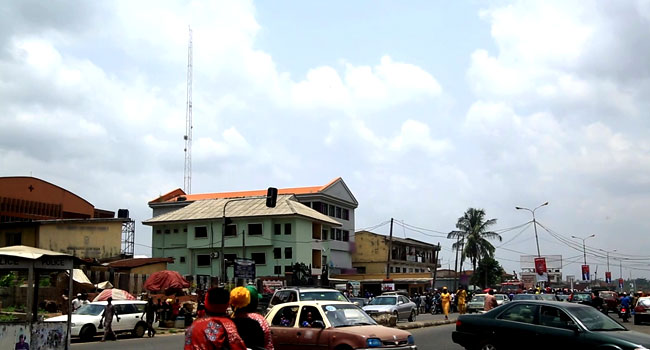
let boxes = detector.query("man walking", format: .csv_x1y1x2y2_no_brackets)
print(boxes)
456,286,467,315
99,297,120,342
484,289,498,312
142,298,157,337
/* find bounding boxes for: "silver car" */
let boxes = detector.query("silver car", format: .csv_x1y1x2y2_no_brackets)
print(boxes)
363,295,417,322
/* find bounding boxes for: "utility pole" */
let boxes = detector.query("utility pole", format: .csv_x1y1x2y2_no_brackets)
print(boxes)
386,218,394,280
453,236,461,291
515,202,548,257
183,26,193,194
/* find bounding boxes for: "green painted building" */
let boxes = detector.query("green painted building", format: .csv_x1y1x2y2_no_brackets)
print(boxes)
144,194,341,286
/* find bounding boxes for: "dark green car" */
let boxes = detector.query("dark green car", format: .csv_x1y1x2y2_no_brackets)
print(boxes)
452,300,650,350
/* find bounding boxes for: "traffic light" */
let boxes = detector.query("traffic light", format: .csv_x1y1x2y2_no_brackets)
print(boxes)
266,187,278,208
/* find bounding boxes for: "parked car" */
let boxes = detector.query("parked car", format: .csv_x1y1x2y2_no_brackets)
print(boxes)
494,293,511,306
267,287,349,313
466,294,486,313
266,300,417,350
600,291,620,314
453,300,650,350
45,300,155,341
363,294,417,322
512,293,543,301
349,297,369,307
556,294,570,302
634,296,650,325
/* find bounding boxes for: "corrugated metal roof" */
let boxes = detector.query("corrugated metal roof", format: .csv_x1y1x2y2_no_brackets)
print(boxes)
143,194,341,226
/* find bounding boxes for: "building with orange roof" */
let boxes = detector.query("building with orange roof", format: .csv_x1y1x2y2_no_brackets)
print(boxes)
146,178,358,286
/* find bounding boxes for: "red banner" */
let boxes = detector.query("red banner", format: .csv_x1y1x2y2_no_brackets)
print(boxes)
581,265,590,281
534,257,547,275
619,278,624,289
605,272,612,283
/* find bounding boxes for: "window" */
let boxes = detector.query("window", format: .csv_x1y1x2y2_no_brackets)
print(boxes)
402,268,407,273
173,228,179,233
274,266,282,275
224,254,237,262
335,229,342,241
498,304,538,324
273,248,281,259
322,229,328,240
540,306,573,329
251,252,266,265
284,223,291,235
409,268,414,273
343,209,349,220
284,265,293,273
248,223,263,235
303,202,311,208
322,203,328,215
312,202,322,212
274,223,281,235
197,254,211,266
155,229,162,234
5,232,21,246
390,267,394,273
164,229,171,234
336,207,342,218
343,230,349,242
271,306,298,327
195,226,207,239
225,224,237,236
180,256,186,263
357,266,366,274
328,205,335,217
183,228,188,232
285,247,292,259
115,304,138,314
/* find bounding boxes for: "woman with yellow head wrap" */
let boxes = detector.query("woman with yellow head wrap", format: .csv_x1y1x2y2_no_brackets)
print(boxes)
230,286,274,350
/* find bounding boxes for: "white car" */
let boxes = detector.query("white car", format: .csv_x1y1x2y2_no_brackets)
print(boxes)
362,295,417,322
46,300,156,341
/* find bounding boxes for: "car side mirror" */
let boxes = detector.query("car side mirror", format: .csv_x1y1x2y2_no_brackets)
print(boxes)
312,320,325,329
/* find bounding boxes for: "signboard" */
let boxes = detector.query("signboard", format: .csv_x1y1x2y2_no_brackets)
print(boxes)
234,258,255,280
37,257,73,270
381,283,395,291
619,278,624,289
605,272,612,284
581,265,590,281
0,257,31,269
534,257,548,283
262,280,284,294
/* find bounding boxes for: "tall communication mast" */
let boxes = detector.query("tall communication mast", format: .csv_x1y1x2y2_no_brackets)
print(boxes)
183,27,193,194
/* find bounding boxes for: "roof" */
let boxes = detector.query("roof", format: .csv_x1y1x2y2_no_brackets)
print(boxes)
0,245,72,260
143,194,341,226
149,177,343,204
107,257,174,269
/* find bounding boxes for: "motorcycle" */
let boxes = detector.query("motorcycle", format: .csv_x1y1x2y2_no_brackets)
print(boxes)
619,306,630,322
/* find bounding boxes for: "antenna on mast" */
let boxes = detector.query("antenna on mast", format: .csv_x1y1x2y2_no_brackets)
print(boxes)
183,26,193,194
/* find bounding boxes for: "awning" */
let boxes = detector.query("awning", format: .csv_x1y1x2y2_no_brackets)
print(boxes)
68,269,92,286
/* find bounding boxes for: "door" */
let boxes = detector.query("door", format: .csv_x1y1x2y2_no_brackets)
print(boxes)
114,304,139,332
493,303,540,350
269,305,300,350
398,296,410,319
535,306,582,349
296,306,328,350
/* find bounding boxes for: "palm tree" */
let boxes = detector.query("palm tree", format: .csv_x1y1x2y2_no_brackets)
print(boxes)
447,208,502,272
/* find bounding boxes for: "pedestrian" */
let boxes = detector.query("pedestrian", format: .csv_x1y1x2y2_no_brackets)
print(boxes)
141,298,157,337
15,334,29,350
165,298,173,321
413,293,421,315
184,287,247,350
60,289,70,315
440,287,451,320
172,298,181,321
484,289,498,312
99,297,120,342
456,286,467,315
231,286,274,350
156,298,163,322
71,293,82,313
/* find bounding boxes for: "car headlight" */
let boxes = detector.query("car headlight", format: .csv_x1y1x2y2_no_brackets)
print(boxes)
71,323,76,327
367,338,382,347
407,335,415,345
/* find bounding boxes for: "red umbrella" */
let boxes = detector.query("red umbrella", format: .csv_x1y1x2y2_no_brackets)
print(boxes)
483,288,492,293
144,270,190,293
93,288,136,302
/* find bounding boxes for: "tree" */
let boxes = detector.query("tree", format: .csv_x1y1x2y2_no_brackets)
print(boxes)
447,208,502,272
471,256,505,288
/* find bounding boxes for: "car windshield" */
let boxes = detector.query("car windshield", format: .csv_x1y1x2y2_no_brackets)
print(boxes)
600,292,615,299
471,296,485,302
300,291,348,301
514,294,537,300
572,294,591,301
570,306,625,331
368,297,396,305
74,304,104,316
322,304,377,327
540,294,556,301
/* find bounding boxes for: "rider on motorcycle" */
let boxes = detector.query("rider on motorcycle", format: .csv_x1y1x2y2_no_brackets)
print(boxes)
620,292,632,322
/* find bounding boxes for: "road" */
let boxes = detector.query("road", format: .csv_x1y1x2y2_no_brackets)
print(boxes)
71,315,650,350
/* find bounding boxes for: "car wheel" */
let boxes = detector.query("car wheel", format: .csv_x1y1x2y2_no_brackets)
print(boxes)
393,311,399,322
480,341,498,350
132,323,146,338
79,325,96,342
408,310,416,322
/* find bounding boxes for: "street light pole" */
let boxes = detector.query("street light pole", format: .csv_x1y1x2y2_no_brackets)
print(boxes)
571,234,596,266
515,202,549,257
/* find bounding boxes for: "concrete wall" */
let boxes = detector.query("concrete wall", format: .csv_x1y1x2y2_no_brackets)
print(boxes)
130,262,168,275
38,221,122,259
352,231,388,272
0,225,37,247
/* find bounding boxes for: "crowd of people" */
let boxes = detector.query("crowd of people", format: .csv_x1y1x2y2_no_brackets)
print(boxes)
411,285,470,319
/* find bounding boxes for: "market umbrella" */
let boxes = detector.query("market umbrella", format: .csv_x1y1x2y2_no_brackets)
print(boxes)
93,288,136,301
144,270,190,293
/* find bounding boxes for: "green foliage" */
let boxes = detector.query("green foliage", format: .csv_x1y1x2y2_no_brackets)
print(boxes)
471,256,505,288
0,272,17,287
448,208,502,271
0,314,17,322
39,276,51,287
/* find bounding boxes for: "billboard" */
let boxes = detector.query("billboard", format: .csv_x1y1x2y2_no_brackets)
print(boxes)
534,257,548,283
520,255,562,270
581,265,590,281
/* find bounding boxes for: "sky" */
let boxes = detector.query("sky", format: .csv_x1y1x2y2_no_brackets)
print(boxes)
2,1,650,280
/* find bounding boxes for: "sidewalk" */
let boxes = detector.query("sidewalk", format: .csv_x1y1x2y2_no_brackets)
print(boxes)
395,311,457,330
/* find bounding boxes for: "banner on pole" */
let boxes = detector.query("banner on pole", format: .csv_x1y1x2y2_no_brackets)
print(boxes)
605,272,612,284
581,265,590,281
619,278,624,289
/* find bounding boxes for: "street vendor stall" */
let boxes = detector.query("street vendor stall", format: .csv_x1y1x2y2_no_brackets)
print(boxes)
0,245,79,350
